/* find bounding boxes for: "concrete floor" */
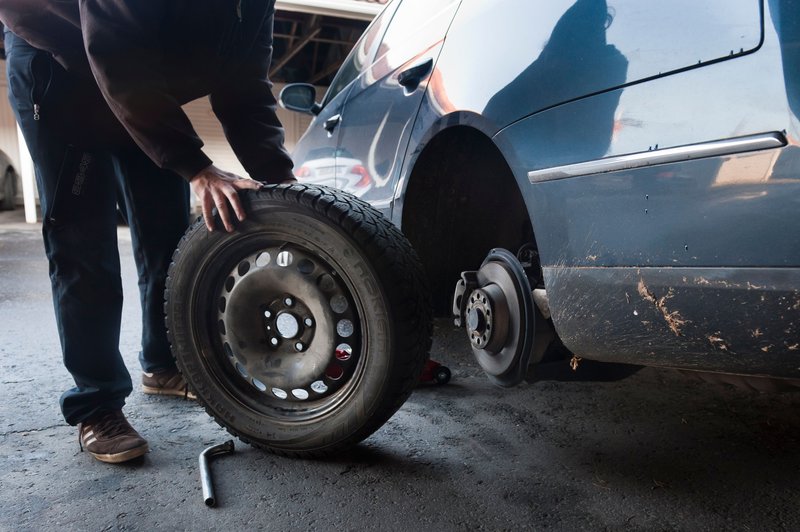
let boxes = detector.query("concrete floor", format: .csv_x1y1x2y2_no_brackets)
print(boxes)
1,208,799,531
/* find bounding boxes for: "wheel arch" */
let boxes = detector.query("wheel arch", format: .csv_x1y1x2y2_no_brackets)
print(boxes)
396,121,537,315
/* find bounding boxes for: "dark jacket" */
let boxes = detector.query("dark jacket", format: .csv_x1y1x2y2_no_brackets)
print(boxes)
0,0,293,182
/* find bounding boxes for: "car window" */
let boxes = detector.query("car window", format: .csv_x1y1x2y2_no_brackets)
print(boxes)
323,1,399,105
369,0,460,81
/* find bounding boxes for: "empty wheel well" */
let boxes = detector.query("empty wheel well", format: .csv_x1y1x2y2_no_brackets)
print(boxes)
401,127,535,315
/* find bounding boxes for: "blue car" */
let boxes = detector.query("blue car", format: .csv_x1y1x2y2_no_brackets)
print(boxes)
280,0,800,390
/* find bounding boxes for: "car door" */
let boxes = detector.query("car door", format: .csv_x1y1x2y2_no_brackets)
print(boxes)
292,2,400,187
333,0,461,213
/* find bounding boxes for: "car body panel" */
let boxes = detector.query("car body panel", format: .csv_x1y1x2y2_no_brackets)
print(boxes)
544,266,800,377
289,0,800,378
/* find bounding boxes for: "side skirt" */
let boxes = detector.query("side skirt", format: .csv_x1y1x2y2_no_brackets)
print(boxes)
543,266,800,378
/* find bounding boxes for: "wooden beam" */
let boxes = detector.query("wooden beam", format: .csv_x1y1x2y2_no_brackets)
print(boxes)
309,56,344,84
274,34,356,46
270,16,322,77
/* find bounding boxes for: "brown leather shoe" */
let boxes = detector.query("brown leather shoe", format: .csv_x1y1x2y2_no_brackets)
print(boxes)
142,368,196,400
78,410,149,464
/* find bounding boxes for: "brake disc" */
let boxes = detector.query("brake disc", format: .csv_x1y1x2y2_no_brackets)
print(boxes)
464,248,535,387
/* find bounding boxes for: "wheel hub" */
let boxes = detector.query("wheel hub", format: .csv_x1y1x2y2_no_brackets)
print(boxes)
275,312,300,339
262,296,314,349
465,284,509,353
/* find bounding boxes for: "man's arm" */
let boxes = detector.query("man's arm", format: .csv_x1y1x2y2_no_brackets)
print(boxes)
79,0,260,232
210,6,295,184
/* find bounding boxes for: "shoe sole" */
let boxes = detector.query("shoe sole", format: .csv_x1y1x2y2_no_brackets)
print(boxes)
88,443,149,464
142,385,197,400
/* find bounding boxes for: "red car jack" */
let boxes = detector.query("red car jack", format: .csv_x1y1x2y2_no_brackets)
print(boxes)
419,359,451,385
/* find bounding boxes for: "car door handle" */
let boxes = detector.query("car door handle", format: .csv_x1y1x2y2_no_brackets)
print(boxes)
398,58,434,90
323,114,341,134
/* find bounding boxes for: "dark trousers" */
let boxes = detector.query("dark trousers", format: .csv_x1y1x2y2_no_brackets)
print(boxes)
4,31,190,425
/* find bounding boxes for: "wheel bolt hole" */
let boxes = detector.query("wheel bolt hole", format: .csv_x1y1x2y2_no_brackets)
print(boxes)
326,364,344,380
255,251,271,267
277,251,293,267
330,295,348,314
335,343,352,361
336,319,354,338
291,389,309,400
297,259,315,275
272,388,288,399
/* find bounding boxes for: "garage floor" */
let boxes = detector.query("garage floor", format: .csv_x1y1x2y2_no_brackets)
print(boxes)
1,210,799,531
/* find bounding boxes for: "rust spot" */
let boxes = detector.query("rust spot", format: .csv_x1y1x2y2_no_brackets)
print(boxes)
788,343,799,351
587,254,598,262
761,345,772,353
707,333,729,351
570,355,582,371
752,328,763,338
637,279,687,336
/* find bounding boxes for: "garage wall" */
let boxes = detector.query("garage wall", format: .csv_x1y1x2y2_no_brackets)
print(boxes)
0,74,323,206
182,82,326,177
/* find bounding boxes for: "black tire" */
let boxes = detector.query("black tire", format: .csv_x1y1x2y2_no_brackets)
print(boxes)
434,366,452,385
165,184,432,457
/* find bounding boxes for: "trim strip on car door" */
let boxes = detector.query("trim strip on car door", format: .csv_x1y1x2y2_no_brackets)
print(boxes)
527,131,787,183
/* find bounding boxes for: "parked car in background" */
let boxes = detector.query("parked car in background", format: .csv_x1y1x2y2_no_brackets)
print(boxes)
281,0,800,390
0,150,18,210
293,147,374,197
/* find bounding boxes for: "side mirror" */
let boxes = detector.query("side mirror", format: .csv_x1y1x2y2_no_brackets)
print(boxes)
279,83,321,115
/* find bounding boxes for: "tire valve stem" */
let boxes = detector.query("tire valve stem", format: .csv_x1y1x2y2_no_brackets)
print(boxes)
570,355,582,371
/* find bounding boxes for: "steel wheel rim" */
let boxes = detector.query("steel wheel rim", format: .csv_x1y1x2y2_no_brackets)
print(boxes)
194,233,365,422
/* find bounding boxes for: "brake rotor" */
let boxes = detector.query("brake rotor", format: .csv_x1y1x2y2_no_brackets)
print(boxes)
466,248,534,387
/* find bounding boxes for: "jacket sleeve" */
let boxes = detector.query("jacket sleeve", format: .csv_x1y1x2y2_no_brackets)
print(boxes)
209,7,295,184
79,0,212,180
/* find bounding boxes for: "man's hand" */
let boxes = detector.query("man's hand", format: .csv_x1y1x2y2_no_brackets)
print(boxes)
190,165,263,232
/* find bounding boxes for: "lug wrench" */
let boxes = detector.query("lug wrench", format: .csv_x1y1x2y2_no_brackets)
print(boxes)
199,440,235,507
